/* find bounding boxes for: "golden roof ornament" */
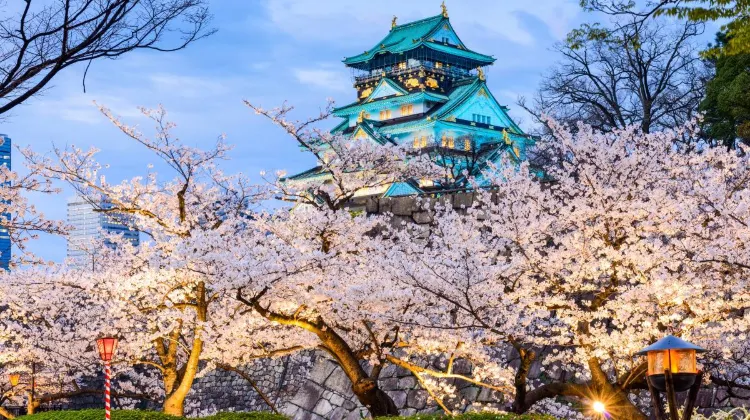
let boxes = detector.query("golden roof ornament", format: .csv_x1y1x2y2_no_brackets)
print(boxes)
477,66,485,81
357,110,367,123
392,16,398,29
441,1,448,18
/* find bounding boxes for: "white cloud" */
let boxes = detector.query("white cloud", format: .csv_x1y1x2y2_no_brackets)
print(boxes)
148,73,231,98
263,0,581,47
293,67,350,92
33,93,141,125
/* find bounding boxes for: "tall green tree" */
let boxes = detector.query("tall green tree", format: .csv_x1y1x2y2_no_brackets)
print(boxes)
581,1,750,56
700,33,750,148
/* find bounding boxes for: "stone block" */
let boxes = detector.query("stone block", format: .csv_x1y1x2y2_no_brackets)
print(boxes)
365,197,379,213
453,192,474,209
391,197,417,216
407,390,428,409
381,377,399,391
289,382,325,411
459,386,479,402
696,389,714,407
325,370,353,395
378,198,392,213
389,390,408,408
398,376,417,389
327,407,350,420
313,399,333,416
309,359,338,382
329,393,345,407
412,211,433,224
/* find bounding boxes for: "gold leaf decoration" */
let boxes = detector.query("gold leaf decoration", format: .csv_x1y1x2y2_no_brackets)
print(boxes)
425,77,439,88
404,78,420,88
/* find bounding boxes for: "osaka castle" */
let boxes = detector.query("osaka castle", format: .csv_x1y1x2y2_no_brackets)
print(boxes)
288,3,536,198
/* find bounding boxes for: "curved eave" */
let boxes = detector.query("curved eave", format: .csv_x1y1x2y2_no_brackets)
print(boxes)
423,42,495,65
333,91,449,116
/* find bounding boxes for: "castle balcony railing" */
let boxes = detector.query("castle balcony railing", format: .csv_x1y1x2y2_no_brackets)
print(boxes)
354,62,475,85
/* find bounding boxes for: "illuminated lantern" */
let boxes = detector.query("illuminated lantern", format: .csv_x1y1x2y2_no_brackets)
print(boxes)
9,373,19,387
637,335,705,392
96,337,119,362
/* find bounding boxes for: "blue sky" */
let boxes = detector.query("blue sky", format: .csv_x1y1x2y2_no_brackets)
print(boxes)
3,0,713,262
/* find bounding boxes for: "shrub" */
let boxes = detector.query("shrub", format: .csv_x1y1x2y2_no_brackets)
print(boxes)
200,413,289,420
16,409,289,420
375,414,556,420
17,409,182,420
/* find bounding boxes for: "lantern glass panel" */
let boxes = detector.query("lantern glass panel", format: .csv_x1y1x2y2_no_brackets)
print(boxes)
648,350,669,376
670,349,697,374
96,337,118,362
9,374,19,386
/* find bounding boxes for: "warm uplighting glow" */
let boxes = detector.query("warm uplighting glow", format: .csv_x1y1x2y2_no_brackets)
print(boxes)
592,401,606,414
96,337,119,362
647,349,697,375
8,373,19,387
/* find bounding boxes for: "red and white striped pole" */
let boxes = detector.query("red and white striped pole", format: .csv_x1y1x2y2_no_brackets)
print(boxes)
104,361,112,420
96,337,118,420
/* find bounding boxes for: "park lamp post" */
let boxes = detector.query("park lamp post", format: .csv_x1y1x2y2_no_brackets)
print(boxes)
96,337,118,420
637,335,706,420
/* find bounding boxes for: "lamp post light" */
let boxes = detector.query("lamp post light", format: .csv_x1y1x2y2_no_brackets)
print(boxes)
637,335,706,420
8,374,19,387
96,337,119,420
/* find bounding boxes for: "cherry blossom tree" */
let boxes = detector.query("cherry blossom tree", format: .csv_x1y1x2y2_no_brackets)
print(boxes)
10,104,277,416
383,119,750,419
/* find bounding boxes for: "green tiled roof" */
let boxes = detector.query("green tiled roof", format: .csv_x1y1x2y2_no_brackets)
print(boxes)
333,91,449,116
343,15,494,67
383,181,423,197
283,166,330,182
423,42,495,64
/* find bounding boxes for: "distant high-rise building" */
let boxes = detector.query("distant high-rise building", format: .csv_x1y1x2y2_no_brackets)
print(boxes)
0,134,11,270
66,196,140,264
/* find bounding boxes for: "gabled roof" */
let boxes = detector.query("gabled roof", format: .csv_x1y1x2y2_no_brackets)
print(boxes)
352,122,394,145
383,181,424,197
343,15,494,67
364,77,408,101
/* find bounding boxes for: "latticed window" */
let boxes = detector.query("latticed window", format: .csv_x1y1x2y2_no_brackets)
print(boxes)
413,136,428,149
396,62,407,70
400,104,414,116
441,135,455,148
463,139,471,151
435,62,443,69
379,109,392,120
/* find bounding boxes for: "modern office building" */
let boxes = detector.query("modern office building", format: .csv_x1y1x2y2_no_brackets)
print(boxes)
66,195,140,264
0,134,10,270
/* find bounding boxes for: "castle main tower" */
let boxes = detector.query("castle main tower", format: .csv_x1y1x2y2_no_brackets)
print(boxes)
289,3,535,197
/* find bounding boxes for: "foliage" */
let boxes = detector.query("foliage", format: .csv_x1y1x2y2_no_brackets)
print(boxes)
375,413,556,420
579,0,750,57
16,410,289,420
200,413,289,420
523,17,707,136
700,33,750,149
16,409,182,420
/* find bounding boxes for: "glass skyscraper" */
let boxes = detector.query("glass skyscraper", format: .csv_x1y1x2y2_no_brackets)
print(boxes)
66,195,140,266
0,134,10,270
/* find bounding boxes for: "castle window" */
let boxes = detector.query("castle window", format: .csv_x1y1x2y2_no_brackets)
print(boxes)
472,114,491,125
463,139,471,151
396,62,407,70
413,136,428,149
379,110,392,120
442,37,450,44
441,135,455,148
400,104,414,116
435,62,443,69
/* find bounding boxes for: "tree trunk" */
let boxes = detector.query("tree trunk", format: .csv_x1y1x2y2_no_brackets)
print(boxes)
161,282,207,416
352,377,399,417
238,290,399,417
